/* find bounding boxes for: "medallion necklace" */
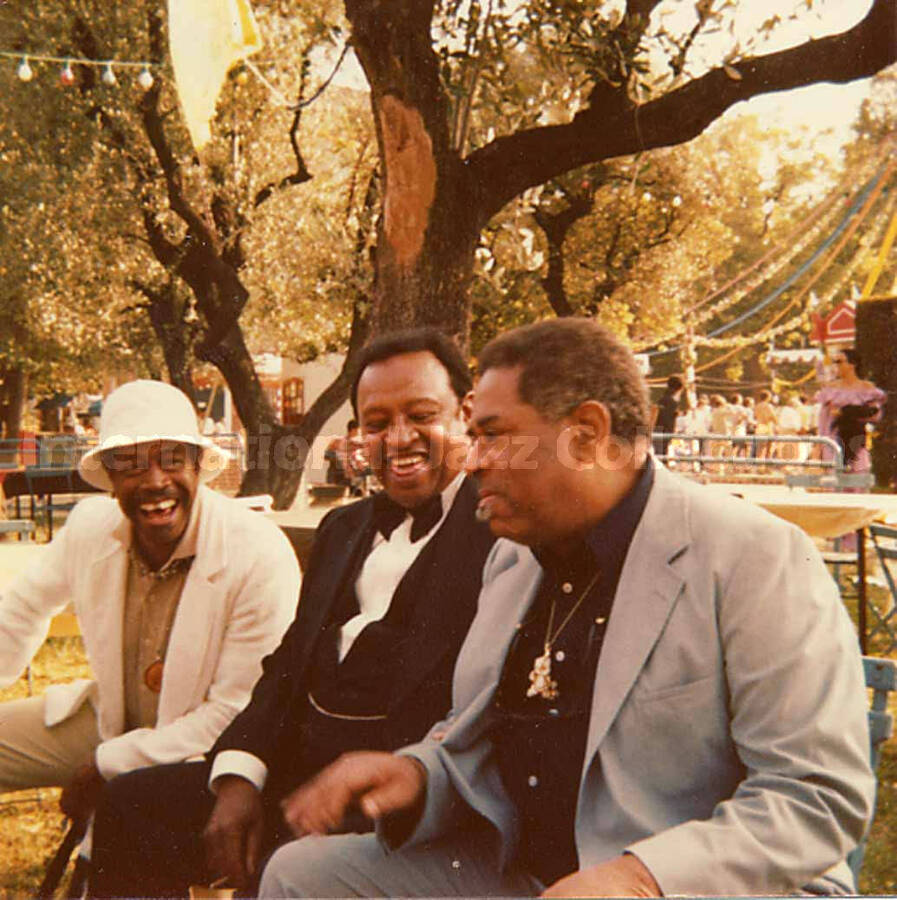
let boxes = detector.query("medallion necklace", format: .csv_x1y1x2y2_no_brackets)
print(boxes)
527,568,601,701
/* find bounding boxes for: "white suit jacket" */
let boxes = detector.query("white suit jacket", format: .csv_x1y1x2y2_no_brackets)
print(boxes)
401,465,874,895
0,486,300,779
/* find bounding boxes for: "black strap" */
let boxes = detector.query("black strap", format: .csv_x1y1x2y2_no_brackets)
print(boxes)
38,816,88,899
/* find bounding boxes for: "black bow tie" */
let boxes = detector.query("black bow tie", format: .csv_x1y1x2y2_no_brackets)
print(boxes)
372,492,443,543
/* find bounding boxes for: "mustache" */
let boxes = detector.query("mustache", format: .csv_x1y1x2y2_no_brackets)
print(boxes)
132,489,180,504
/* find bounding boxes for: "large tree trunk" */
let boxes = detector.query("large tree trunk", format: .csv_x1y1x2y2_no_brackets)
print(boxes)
372,168,480,343
348,1,480,348
856,297,897,488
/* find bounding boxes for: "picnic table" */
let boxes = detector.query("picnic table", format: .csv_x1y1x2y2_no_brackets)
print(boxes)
0,466,102,538
705,483,897,538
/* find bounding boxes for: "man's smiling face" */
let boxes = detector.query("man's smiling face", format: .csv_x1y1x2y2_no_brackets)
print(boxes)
104,440,200,567
357,350,467,510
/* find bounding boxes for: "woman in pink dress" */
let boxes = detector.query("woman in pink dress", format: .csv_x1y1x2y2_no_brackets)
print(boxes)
815,349,886,473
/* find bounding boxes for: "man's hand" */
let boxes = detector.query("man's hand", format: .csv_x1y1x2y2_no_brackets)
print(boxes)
203,776,265,893
280,752,426,838
542,854,662,898
59,763,105,821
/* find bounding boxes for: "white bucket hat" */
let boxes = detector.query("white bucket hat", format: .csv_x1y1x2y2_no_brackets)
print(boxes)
78,380,231,491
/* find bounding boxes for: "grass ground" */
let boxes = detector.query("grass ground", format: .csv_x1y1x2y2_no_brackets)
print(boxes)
0,638,90,899
0,591,895,895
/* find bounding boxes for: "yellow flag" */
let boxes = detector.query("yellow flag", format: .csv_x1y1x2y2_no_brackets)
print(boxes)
168,0,263,150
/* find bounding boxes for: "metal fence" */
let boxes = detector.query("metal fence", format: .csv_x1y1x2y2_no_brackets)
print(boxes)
653,433,844,475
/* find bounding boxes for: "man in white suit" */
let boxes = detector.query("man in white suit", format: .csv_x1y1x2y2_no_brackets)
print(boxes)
258,319,873,897
0,380,299,822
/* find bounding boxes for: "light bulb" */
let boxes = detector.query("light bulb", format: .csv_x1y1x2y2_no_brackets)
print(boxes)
60,60,76,86
137,67,154,89
101,63,117,86
17,58,33,82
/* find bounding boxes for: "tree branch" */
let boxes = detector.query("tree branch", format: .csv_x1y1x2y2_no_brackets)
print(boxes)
253,56,314,207
467,0,896,224
253,41,351,209
253,103,313,207
668,6,711,77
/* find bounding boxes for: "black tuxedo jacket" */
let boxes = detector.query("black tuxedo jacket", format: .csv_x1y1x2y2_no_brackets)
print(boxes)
210,477,495,796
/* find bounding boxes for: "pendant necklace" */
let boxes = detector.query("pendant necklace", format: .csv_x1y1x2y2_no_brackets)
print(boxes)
131,549,193,694
527,569,601,701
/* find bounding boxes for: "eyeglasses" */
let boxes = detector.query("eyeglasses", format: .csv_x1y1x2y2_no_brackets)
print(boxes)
101,441,197,476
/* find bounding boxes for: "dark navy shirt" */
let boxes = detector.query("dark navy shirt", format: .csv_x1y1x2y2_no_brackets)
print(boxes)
491,459,655,886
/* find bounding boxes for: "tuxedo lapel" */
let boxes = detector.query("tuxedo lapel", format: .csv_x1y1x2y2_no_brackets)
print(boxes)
292,501,377,675
583,467,689,765
388,478,494,711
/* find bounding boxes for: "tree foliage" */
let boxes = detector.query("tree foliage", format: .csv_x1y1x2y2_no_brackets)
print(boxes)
0,0,375,503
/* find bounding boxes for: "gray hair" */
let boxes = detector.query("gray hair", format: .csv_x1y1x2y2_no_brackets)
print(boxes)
477,318,650,442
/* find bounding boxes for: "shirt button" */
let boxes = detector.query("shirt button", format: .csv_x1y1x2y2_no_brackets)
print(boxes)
595,616,607,625
561,582,573,594
554,650,565,662
527,774,539,788
548,707,559,717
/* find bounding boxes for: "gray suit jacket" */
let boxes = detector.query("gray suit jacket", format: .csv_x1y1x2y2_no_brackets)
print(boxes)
400,465,874,895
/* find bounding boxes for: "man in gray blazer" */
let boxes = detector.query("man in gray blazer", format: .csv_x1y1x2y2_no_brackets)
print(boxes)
257,319,874,897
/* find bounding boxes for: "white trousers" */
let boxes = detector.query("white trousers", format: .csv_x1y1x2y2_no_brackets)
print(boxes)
0,694,100,792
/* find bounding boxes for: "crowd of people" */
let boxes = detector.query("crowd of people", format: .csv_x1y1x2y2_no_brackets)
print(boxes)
0,321,882,898
653,352,885,473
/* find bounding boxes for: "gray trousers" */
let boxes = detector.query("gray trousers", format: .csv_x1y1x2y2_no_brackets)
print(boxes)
0,694,100,792
259,828,541,898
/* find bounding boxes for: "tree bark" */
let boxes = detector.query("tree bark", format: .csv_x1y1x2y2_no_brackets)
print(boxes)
347,0,480,348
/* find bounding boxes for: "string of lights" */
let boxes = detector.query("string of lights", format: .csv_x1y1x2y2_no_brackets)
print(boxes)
0,49,159,88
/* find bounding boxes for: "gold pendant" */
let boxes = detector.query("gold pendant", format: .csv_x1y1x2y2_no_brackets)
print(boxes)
144,658,164,693
527,644,558,700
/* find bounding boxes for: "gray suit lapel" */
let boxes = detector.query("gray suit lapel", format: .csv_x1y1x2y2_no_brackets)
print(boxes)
583,467,689,763
451,542,544,714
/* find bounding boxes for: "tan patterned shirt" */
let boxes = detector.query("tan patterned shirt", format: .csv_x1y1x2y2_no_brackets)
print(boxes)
122,493,201,730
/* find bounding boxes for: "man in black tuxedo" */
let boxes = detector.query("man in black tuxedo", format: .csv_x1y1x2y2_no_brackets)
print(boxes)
88,328,496,897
